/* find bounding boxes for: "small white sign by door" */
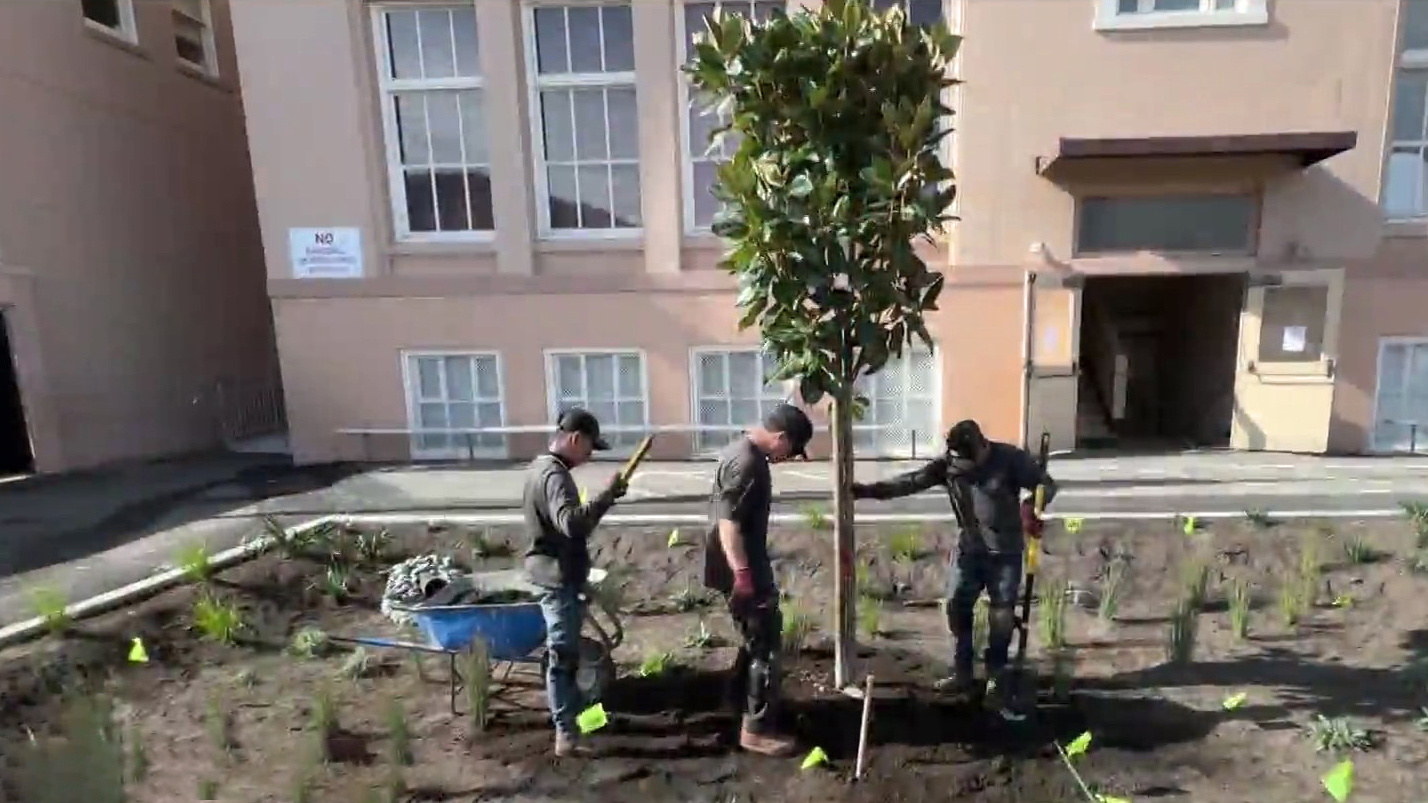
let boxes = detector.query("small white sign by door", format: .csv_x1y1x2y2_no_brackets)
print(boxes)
289,227,363,279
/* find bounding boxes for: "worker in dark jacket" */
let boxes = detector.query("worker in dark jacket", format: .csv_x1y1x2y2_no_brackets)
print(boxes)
522,408,627,757
851,419,1056,704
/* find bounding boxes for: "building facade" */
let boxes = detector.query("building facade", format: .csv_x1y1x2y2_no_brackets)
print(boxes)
231,0,1428,465
0,0,279,475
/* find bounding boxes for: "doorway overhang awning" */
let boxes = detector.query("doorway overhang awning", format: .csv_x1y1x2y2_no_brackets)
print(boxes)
1035,131,1358,176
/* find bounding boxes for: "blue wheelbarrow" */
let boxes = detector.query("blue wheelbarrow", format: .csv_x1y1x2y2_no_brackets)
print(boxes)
332,568,623,714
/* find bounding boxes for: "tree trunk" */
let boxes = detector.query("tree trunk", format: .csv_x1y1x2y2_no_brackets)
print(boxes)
831,388,858,689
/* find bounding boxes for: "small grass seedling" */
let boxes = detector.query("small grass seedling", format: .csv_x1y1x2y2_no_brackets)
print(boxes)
1097,555,1130,623
1300,529,1326,605
1278,576,1307,627
781,607,816,654
1178,556,1212,612
311,564,353,601
1402,500,1428,549
356,528,392,565
174,541,214,584
638,650,674,678
1165,597,1199,665
684,618,718,650
1227,577,1252,640
1039,577,1069,650
799,503,830,531
1415,707,1428,732
198,778,219,800
27,586,70,636
1410,548,1428,575
385,696,413,766
191,593,244,645
341,646,373,680
205,691,236,754
127,725,149,783
468,528,515,560
15,693,127,803
289,627,331,659
458,638,493,735
670,585,713,612
1244,508,1274,529
1307,714,1372,753
888,526,924,563
856,595,884,637
310,684,339,762
1341,535,1376,565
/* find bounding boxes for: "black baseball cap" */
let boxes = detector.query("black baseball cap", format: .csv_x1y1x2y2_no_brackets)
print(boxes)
946,419,986,458
556,407,609,451
764,403,814,459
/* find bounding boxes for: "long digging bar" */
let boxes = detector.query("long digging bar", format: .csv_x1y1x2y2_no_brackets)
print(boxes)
1001,430,1052,723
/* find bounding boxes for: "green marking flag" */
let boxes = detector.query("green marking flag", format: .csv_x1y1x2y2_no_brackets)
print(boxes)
1065,731,1092,759
1064,517,1085,534
576,703,608,734
1182,516,1198,535
128,637,149,663
1096,796,1132,803
1222,692,1247,711
800,746,829,770
1322,759,1353,802
667,528,681,548
579,487,589,505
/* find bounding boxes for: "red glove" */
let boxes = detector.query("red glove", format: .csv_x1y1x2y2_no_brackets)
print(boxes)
1020,500,1044,537
730,567,756,613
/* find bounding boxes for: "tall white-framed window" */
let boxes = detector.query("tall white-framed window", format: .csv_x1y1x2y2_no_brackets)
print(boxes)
373,5,494,241
870,0,944,28
677,1,785,233
1371,338,1428,453
403,352,508,459
526,3,642,237
172,0,218,76
82,0,138,43
853,348,940,457
1384,0,1428,220
691,347,792,452
545,350,648,452
1093,0,1268,31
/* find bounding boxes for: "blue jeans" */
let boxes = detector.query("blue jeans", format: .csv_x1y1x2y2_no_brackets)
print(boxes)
945,548,1023,679
539,585,585,737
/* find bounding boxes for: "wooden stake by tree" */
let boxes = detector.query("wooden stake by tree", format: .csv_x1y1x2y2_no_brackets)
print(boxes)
685,0,958,688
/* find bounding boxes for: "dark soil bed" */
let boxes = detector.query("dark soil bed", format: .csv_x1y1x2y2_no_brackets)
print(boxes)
2,515,1427,803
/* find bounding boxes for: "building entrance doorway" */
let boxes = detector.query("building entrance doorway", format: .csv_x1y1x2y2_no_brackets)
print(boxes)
0,310,34,474
1076,273,1245,451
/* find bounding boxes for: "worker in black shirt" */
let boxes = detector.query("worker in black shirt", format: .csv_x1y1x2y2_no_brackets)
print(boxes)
851,419,1056,704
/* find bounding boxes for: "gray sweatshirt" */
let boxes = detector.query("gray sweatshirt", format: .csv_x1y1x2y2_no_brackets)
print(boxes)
521,454,617,589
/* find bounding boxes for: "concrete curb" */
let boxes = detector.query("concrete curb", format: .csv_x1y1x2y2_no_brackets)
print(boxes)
0,515,340,652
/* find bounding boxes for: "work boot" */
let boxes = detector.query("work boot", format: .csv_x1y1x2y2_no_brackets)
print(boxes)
933,669,982,700
554,732,592,758
738,720,797,757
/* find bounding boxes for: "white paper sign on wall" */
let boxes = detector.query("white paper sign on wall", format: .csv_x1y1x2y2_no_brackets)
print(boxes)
289,227,363,279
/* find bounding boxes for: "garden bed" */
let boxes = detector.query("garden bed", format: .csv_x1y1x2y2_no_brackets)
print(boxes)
2,511,1427,803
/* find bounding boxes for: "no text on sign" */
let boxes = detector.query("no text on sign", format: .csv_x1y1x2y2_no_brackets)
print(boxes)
289,227,363,279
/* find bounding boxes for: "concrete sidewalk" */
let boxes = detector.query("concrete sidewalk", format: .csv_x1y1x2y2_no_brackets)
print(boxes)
2,450,1425,628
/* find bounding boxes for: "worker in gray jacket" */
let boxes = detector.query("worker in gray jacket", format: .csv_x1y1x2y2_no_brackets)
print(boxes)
522,408,627,757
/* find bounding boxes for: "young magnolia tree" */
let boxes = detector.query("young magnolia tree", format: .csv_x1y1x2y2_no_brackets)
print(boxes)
686,0,959,687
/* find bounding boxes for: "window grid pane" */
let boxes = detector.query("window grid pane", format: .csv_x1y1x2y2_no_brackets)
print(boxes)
1385,67,1428,218
532,4,640,232
408,354,506,456
693,349,788,451
1076,194,1256,254
853,350,938,456
681,1,782,230
550,352,646,449
379,8,493,237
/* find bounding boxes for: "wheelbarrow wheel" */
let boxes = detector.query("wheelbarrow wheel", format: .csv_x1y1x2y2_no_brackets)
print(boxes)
539,636,616,704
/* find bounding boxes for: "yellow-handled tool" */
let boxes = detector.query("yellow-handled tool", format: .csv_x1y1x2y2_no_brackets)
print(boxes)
618,435,655,485
1003,431,1051,722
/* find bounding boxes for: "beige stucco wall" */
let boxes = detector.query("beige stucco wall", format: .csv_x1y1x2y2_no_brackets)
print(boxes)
231,0,1428,463
0,1,276,472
